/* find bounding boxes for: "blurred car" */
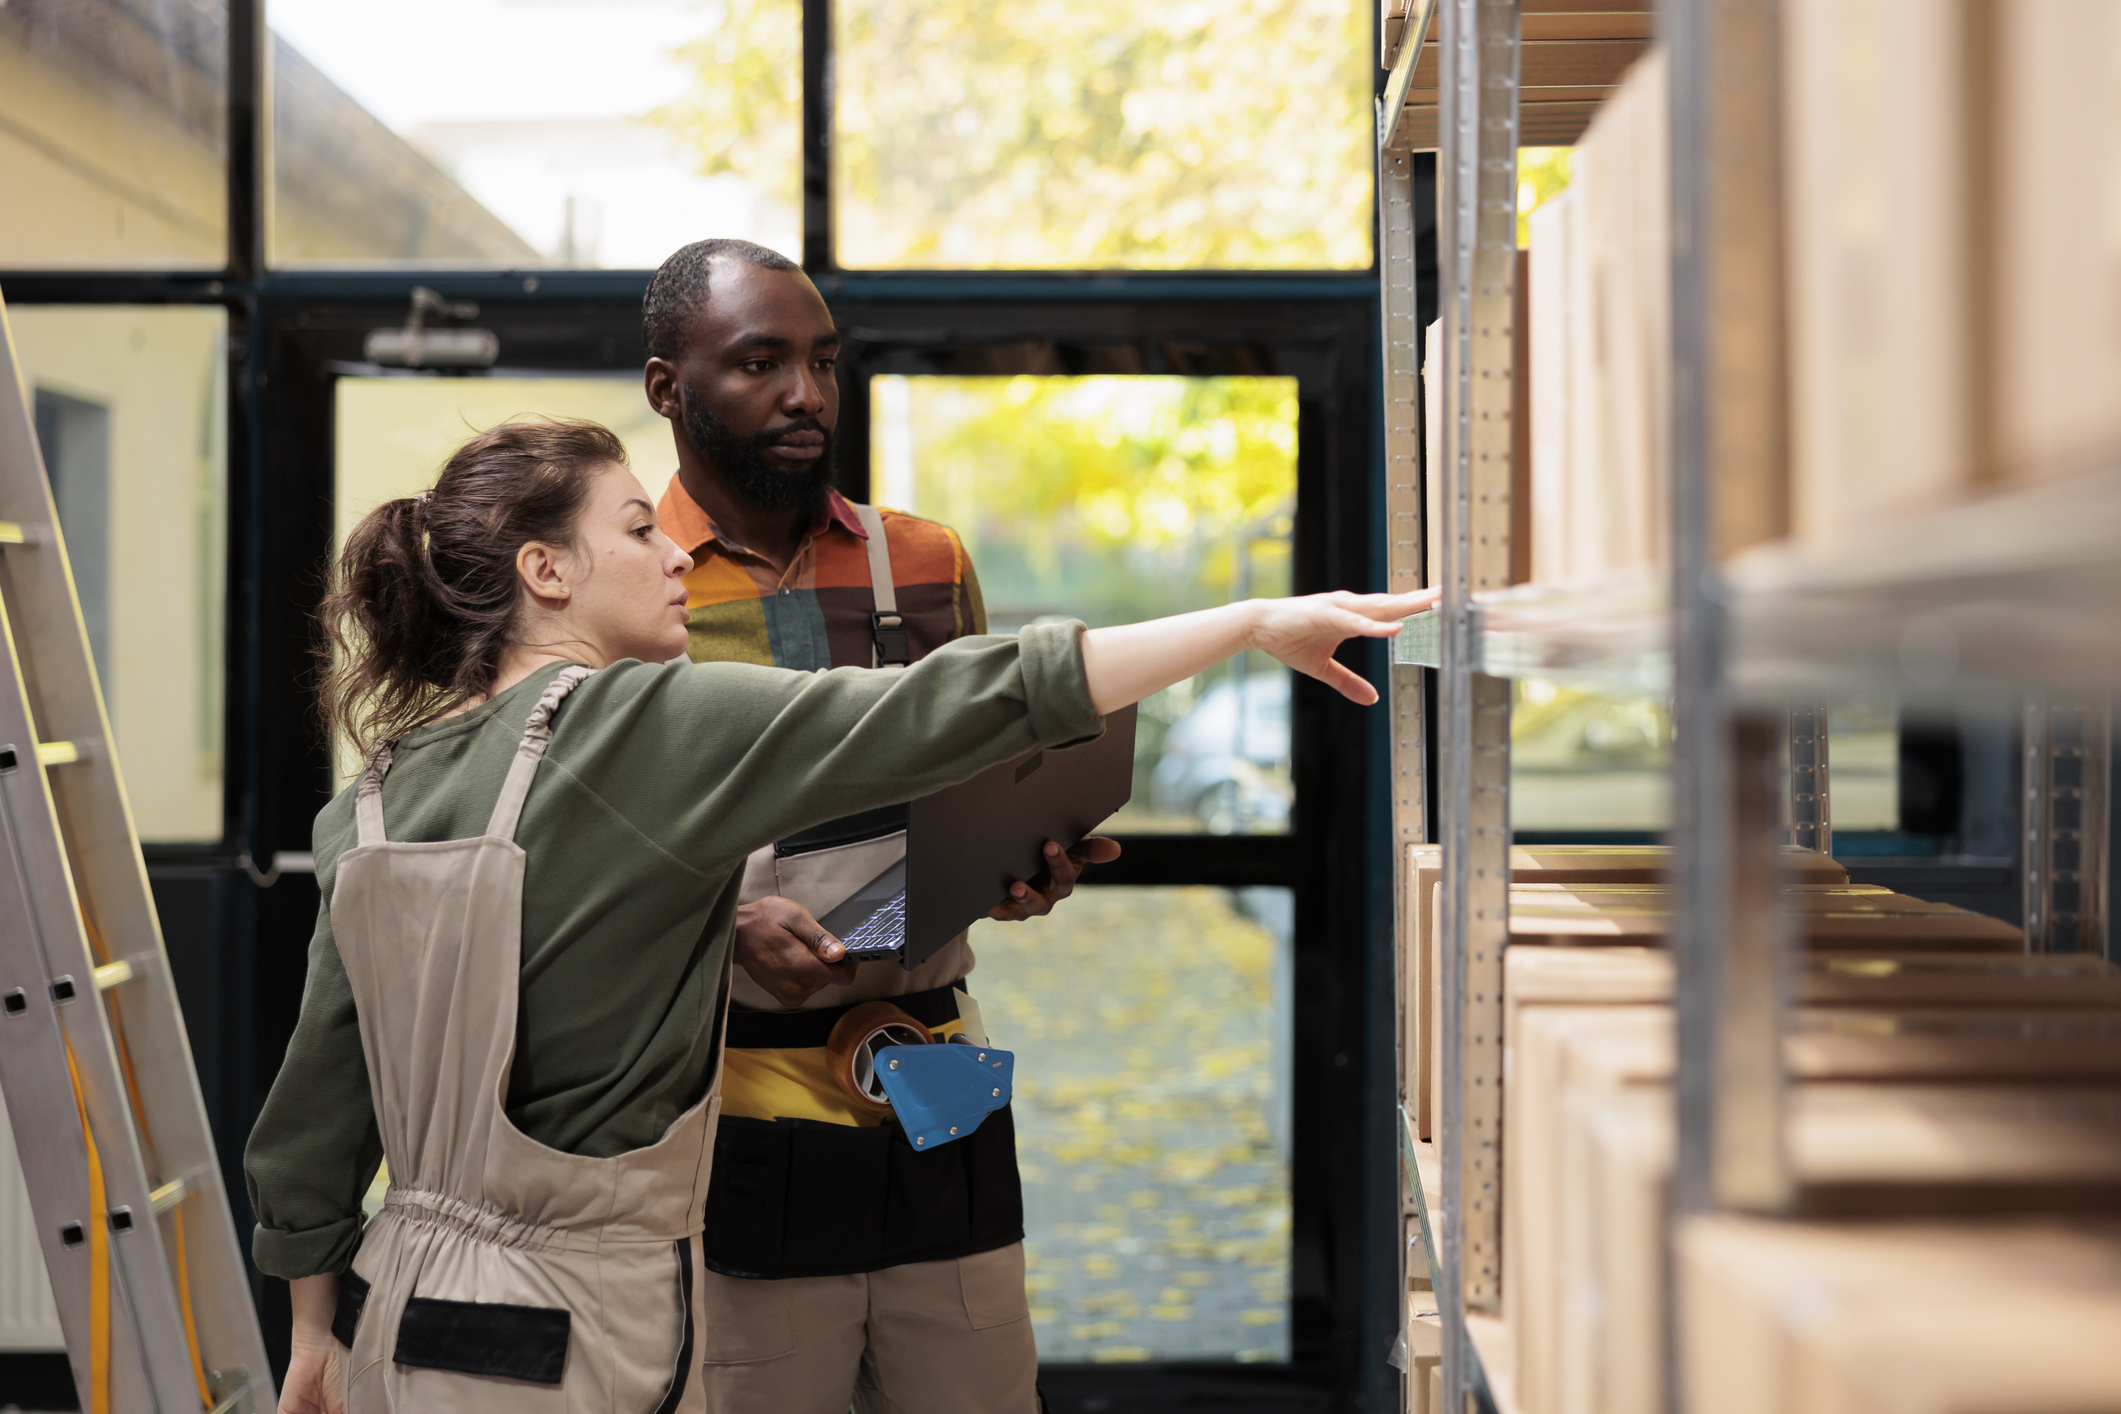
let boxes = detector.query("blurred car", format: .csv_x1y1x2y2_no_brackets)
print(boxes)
1510,689,1668,773
1151,671,1294,834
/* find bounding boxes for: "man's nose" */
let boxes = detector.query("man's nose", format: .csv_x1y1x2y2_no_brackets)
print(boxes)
784,367,826,414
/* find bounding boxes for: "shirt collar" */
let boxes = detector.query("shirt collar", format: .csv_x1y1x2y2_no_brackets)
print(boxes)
656,475,869,558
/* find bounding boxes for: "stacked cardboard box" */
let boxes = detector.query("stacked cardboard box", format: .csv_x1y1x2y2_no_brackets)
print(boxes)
1785,0,2121,533
1781,0,1972,540
1405,844,1847,1141
1520,49,1670,583
1517,4,2121,572
1992,0,2121,490
1413,845,2021,1149
1680,1215,2121,1413
1406,1295,1441,1414
1499,941,2121,1414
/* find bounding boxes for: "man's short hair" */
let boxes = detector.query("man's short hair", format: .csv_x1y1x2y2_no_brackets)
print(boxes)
643,239,801,362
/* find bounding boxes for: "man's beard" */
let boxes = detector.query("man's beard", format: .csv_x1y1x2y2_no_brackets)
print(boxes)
681,383,837,518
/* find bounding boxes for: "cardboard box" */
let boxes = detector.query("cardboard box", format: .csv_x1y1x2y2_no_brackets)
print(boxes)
1994,0,2121,488
1799,950,2121,1008
1569,1086,1670,1414
1788,1006,2121,1081
1408,1299,1442,1414
1505,942,2121,1019
1528,190,1578,585
1514,998,2121,1414
1784,0,1973,542
1411,846,1843,1138
1680,1214,2121,1414
1551,1073,2121,1413
1510,1006,1670,1412
1507,883,2024,952
1563,47,1671,576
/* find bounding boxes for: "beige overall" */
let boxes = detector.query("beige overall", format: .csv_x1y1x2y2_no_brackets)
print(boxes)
332,666,729,1413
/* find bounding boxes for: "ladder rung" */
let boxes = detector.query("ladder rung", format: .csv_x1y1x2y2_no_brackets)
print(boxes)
35,741,78,767
206,1376,252,1414
0,522,23,545
93,958,134,990
148,1172,200,1214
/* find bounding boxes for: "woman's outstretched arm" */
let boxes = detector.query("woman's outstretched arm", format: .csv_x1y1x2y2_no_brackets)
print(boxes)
1080,589,1438,715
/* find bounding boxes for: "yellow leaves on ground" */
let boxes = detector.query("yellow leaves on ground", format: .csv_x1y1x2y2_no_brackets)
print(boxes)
977,886,1290,1361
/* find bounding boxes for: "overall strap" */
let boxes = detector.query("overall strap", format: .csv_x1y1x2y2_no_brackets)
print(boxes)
854,503,909,667
354,741,396,846
486,665,595,841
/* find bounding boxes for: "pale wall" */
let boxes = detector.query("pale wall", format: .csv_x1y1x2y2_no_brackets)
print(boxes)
8,306,227,842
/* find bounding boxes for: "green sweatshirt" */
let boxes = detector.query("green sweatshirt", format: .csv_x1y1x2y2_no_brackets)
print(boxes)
244,623,1098,1280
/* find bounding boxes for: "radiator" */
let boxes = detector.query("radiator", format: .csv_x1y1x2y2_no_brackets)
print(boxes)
0,1087,64,1350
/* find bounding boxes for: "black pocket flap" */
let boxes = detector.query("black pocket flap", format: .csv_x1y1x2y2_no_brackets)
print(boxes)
394,1295,571,1385
332,1268,371,1349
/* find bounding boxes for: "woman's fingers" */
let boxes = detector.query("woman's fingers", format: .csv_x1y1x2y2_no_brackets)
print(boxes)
1308,657,1380,703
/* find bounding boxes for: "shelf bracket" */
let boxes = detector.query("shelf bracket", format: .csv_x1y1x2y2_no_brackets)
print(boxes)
1786,705,1832,858
2023,696,2112,955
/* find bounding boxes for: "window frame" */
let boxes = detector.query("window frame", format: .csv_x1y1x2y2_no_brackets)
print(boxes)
0,2,1406,1404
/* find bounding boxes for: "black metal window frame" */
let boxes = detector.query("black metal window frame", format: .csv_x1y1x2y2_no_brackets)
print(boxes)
1,4,1411,1408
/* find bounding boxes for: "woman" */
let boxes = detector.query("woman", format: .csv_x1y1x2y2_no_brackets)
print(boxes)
248,416,1432,1414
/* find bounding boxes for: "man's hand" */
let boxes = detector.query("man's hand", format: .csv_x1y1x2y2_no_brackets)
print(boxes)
280,1273,344,1414
988,837,1122,922
736,896,859,1006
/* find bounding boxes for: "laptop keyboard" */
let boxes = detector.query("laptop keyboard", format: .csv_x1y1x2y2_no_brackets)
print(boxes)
839,890,907,957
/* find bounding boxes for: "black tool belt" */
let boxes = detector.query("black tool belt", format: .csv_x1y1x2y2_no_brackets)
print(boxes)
705,984,1024,1279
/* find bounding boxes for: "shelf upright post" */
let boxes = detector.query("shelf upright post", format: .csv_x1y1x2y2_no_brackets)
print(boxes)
2023,698,2112,954
1664,0,1794,1255
1787,706,1831,858
1382,142,1430,1058
1380,41,1438,1392
1436,0,1518,1406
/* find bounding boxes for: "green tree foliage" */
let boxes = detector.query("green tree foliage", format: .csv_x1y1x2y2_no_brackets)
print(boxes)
652,0,804,216
655,0,1372,270
882,374,1299,829
887,375,1297,627
1517,145,1573,247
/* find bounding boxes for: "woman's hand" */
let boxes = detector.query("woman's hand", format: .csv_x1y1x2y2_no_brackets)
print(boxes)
1081,588,1438,716
280,1273,344,1414
735,896,859,1007
1244,590,1440,704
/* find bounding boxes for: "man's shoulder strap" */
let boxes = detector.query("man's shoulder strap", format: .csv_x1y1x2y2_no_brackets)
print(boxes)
851,503,910,667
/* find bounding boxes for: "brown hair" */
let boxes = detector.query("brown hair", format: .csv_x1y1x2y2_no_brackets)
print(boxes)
319,416,628,756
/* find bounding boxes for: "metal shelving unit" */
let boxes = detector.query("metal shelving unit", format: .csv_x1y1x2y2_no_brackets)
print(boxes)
1381,2,2115,1411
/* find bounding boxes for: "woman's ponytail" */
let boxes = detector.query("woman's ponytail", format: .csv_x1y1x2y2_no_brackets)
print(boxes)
318,416,628,757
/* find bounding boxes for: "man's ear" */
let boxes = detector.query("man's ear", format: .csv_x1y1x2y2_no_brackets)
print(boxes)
644,358,683,420
515,540,574,608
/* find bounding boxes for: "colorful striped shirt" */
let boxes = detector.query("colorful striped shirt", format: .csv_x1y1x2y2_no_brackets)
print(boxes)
656,477,987,672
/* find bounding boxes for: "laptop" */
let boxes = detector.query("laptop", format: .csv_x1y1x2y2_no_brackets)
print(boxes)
809,705,1137,969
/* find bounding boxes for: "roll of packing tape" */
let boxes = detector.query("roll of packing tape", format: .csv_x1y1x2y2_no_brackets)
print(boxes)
825,1001,934,1114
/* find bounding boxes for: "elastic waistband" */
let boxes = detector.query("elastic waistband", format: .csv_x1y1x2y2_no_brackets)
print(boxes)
379,1185,696,1250
727,981,965,1049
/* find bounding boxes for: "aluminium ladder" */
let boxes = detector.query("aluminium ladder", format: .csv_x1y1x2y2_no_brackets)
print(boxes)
0,300,273,1410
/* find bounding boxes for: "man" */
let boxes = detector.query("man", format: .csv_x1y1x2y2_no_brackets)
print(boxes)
641,238,1118,1413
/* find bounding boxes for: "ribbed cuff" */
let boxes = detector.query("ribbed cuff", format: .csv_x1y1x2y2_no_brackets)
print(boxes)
252,1215,363,1281
1017,619,1104,749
